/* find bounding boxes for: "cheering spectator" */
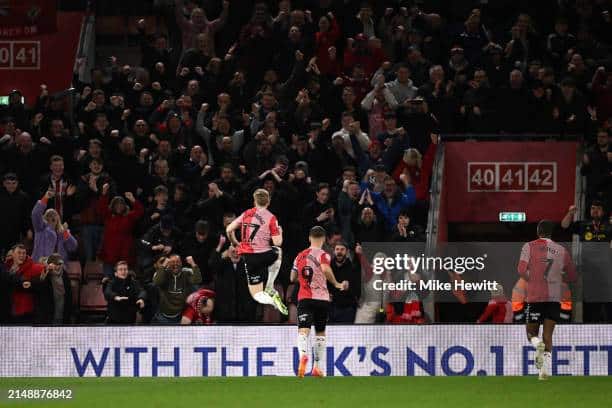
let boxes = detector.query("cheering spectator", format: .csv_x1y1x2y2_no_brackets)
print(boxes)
331,113,370,159
391,134,438,203
104,261,146,324
209,243,257,322
140,215,183,279
370,175,416,232
353,205,384,244
180,220,221,285
380,64,418,106
175,0,229,52
141,185,173,234
31,190,78,264
39,155,76,222
1,244,45,323
76,158,114,262
0,173,31,256
338,180,362,246
555,77,588,135
390,210,425,242
499,70,529,133
591,67,612,124
98,184,144,278
581,129,612,205
303,183,336,232
2,132,47,197
329,241,361,323
314,12,341,76
38,254,72,324
344,34,386,78
181,287,216,324
152,254,202,324
361,74,398,137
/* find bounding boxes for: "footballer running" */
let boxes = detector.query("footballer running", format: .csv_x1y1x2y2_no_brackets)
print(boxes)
517,220,577,380
291,226,349,377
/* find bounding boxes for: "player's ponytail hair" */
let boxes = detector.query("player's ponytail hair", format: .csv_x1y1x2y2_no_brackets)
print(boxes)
253,188,270,207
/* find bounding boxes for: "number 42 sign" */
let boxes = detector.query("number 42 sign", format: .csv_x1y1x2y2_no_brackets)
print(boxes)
0,41,40,70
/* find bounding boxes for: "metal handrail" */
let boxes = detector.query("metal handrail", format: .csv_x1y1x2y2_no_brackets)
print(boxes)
572,148,586,323
423,142,445,321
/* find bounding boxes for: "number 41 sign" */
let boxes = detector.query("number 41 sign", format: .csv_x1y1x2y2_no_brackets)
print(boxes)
0,41,40,69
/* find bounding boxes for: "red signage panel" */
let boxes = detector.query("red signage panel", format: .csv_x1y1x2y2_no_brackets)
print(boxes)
444,142,577,222
0,12,83,103
0,0,57,38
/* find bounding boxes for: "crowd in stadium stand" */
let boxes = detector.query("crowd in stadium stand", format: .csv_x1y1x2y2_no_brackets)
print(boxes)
0,0,611,325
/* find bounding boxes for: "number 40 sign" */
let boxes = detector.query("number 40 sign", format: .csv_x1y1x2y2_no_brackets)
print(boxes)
0,41,40,70
468,162,557,192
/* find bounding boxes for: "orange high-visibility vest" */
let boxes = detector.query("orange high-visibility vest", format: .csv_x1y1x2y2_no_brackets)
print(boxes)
511,278,572,311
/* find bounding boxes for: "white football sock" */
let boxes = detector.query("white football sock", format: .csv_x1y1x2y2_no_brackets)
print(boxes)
313,336,326,367
253,291,275,305
530,337,541,347
266,247,282,291
297,333,309,358
543,352,552,374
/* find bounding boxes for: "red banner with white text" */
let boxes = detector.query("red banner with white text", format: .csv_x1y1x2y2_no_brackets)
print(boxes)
0,0,57,38
443,142,578,223
0,12,83,104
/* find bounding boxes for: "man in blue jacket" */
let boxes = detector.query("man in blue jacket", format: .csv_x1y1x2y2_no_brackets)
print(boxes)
369,174,416,232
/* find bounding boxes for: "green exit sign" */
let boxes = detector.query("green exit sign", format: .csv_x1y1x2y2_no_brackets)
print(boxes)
499,212,526,222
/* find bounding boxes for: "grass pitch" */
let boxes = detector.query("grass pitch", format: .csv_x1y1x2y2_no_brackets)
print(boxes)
1,377,611,408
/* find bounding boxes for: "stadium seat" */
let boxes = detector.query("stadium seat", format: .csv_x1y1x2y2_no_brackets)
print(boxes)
84,261,104,281
262,305,280,323
287,304,297,324
66,261,82,281
79,281,108,312
70,279,80,308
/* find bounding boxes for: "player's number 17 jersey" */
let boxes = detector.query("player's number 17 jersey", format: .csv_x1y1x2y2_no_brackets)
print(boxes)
236,207,280,255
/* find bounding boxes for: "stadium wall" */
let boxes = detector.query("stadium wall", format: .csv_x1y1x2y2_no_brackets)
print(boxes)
1,325,611,377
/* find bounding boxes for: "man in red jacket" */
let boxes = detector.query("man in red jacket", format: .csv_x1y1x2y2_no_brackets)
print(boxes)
2,244,44,323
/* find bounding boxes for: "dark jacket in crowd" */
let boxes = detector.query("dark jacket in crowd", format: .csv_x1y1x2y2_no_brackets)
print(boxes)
0,187,31,253
104,274,146,323
152,265,202,316
180,233,219,285
208,251,257,322
329,257,361,308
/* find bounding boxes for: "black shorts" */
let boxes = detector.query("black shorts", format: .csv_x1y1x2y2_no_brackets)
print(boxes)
297,299,330,332
525,302,560,323
513,306,525,323
242,249,279,285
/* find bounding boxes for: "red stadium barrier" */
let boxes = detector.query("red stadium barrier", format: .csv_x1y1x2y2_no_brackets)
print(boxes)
443,141,578,223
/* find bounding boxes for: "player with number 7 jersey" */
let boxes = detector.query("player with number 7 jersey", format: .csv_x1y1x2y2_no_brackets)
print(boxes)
517,220,577,381
226,189,287,315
